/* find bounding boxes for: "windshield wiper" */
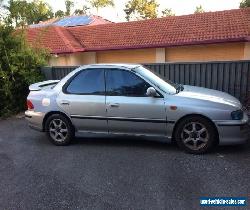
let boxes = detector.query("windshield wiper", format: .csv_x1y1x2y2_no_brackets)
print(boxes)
176,83,184,93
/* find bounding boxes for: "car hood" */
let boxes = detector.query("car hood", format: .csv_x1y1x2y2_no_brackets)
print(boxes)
176,85,241,108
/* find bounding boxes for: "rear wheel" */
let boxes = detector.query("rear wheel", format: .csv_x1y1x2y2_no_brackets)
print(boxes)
174,116,217,154
45,114,74,146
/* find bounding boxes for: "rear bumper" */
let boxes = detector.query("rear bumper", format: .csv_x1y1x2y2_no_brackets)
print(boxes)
25,110,45,132
215,114,250,145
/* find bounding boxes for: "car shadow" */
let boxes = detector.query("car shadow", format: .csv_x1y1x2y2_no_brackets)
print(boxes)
35,132,250,155
213,142,250,155
73,135,250,155
73,135,177,151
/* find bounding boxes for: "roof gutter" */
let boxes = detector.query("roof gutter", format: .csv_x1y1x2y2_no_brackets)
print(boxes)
51,49,85,55
51,37,249,55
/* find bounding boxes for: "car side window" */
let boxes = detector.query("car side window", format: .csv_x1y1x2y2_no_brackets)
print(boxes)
106,69,150,97
66,69,105,95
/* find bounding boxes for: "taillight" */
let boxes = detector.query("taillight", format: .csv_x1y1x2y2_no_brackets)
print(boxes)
27,100,34,110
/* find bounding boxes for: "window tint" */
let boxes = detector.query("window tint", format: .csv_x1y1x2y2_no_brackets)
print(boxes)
66,69,105,95
106,69,150,96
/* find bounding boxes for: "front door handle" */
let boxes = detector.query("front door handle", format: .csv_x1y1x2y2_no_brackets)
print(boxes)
60,100,70,105
109,103,120,108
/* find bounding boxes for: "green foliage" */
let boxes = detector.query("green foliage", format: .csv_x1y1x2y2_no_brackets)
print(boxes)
27,0,54,24
124,0,159,21
240,0,250,8
161,8,175,17
6,0,54,26
74,5,90,15
65,0,74,16
0,0,6,21
55,10,65,18
0,25,49,117
56,0,90,17
90,0,114,13
194,5,205,14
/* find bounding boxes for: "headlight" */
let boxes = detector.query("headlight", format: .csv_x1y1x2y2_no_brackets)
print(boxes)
231,110,243,120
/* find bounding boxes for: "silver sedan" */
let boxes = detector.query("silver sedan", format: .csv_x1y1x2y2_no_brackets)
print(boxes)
25,64,249,154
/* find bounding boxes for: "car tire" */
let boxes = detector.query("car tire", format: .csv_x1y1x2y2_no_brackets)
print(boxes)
45,114,75,146
174,116,217,154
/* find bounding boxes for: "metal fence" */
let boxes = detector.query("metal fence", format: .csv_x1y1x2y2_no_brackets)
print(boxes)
41,61,250,105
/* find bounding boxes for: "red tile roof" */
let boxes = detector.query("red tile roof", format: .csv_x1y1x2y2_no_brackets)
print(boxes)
26,26,84,53
26,8,250,54
88,15,113,26
36,17,59,25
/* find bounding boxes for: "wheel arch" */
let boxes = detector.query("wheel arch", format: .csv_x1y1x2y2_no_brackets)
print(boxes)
42,111,75,132
172,114,219,143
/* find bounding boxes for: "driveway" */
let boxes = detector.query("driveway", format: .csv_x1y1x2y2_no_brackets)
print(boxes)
0,117,249,210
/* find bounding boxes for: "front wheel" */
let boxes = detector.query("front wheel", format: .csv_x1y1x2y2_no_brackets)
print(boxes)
45,114,74,146
174,116,218,154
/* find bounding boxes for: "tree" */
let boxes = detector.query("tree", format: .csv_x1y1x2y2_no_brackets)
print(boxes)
0,25,48,117
65,0,74,16
161,8,175,17
55,10,65,18
26,0,54,24
74,5,90,15
0,0,6,21
194,5,205,14
90,0,114,13
6,0,27,26
240,0,250,8
124,0,159,21
57,0,90,17
0,0,6,20
6,0,54,26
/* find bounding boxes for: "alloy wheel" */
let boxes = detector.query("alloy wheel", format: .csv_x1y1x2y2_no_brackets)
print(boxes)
49,119,68,142
181,122,209,151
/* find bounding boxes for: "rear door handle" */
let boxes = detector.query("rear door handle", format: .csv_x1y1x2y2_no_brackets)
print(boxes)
109,103,120,108
60,100,70,105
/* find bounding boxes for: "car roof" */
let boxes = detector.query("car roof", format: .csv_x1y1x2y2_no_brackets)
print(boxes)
80,63,141,70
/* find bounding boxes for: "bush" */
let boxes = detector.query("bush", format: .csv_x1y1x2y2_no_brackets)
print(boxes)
0,25,49,117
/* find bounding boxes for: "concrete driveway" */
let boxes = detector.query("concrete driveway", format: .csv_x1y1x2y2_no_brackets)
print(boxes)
0,117,249,210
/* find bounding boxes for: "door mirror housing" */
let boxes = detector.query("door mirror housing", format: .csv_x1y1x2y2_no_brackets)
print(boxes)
146,87,157,97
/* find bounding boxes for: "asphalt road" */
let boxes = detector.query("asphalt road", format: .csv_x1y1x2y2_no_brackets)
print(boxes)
0,117,249,210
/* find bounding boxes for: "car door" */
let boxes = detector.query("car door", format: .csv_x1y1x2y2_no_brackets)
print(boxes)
57,68,107,133
106,68,167,136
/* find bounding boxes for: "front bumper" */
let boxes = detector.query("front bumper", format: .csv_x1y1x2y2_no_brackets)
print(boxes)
25,110,45,131
214,113,250,145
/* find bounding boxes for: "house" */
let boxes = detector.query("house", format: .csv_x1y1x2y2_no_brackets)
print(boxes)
26,8,250,66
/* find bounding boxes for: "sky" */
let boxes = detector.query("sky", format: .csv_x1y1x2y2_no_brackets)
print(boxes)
44,0,242,22
2,0,243,22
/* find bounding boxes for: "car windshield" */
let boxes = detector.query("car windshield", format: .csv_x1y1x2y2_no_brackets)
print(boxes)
135,66,178,94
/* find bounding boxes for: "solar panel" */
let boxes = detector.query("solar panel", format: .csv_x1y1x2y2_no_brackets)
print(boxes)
53,16,93,27
29,15,93,28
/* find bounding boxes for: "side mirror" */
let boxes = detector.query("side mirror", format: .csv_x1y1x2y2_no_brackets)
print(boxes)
146,87,157,97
